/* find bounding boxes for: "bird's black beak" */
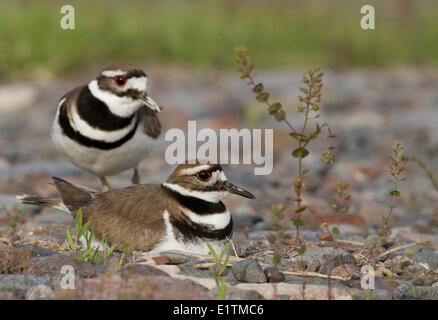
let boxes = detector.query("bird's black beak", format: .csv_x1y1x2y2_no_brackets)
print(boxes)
225,182,255,199
140,93,162,113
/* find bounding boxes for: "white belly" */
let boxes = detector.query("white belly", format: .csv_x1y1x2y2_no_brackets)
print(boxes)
51,109,157,177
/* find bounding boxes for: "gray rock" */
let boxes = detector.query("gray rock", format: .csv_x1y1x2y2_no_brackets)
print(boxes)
154,252,187,265
25,254,102,279
0,275,48,299
120,264,170,277
412,251,438,271
232,259,267,283
25,284,54,300
224,287,264,300
224,269,239,286
350,288,393,300
15,244,61,258
394,282,438,300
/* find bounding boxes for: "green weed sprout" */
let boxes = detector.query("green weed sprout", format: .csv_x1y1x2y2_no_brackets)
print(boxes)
206,241,231,300
236,45,335,243
118,243,131,271
379,140,406,244
66,209,116,265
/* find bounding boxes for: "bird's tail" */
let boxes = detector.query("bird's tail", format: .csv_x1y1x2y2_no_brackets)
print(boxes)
16,194,70,213
17,176,94,214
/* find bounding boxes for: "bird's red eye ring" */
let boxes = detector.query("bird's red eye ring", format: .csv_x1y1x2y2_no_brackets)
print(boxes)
113,76,127,87
196,170,211,181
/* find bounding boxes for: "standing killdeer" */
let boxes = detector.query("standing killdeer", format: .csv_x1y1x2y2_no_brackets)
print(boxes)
17,163,255,254
52,63,162,191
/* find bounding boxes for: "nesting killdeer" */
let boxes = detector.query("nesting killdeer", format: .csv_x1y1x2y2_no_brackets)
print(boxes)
17,163,255,254
52,63,162,191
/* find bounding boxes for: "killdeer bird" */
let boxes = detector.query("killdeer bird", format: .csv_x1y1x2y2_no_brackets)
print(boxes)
17,163,255,254
52,63,162,192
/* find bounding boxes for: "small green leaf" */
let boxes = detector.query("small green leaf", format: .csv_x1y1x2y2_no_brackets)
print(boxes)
86,228,95,249
102,233,107,246
331,227,340,235
92,248,101,264
293,219,304,226
292,147,309,158
107,244,116,256
289,133,308,142
205,241,219,263
78,221,91,240
219,251,231,276
256,92,269,103
295,207,306,213
218,279,226,300
75,209,83,233
298,245,307,254
219,242,231,263
390,190,400,197
309,123,321,140
66,228,75,251
268,103,282,115
274,109,286,121
81,247,94,260
253,83,264,94
302,168,311,175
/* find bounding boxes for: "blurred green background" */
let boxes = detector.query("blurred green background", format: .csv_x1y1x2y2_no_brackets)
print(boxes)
0,0,436,79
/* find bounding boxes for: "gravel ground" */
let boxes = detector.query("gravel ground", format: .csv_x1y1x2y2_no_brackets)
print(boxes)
1,66,438,300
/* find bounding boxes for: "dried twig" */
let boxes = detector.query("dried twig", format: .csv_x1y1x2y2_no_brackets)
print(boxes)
369,241,431,263
282,270,349,281
229,239,240,260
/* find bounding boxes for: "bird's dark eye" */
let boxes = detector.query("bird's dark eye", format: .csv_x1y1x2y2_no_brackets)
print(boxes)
196,170,211,181
113,76,127,87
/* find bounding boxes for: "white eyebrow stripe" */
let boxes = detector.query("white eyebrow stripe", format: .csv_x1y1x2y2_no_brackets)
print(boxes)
127,76,148,91
101,70,127,77
180,165,212,176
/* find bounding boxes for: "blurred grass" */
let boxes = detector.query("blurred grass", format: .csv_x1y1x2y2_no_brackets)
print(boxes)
0,0,438,79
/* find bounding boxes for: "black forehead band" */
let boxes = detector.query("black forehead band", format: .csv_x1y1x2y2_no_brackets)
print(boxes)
125,70,147,78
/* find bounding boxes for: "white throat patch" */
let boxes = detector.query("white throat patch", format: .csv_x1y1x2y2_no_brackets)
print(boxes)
88,80,142,118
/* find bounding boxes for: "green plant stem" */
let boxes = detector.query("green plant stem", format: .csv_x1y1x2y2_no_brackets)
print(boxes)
295,84,313,242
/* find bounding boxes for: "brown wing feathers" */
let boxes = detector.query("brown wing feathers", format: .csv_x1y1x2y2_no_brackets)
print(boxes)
138,108,161,138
